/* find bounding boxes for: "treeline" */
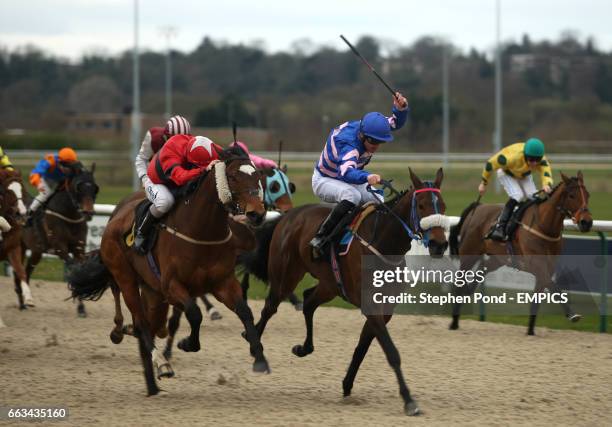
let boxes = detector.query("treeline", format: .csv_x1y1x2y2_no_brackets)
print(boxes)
2,33,612,152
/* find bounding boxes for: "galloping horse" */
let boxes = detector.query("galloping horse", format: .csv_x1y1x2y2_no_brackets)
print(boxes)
21,163,98,316
69,146,271,396
0,169,33,310
449,172,593,335
249,168,448,416
162,165,298,361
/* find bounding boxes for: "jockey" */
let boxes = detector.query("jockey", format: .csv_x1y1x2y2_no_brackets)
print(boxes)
133,134,222,253
479,138,553,241
27,147,80,224
309,92,409,257
135,114,191,188
0,146,14,170
229,141,278,169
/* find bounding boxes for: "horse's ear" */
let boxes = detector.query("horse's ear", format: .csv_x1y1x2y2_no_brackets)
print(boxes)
434,167,443,188
409,167,423,188
577,170,584,182
560,172,570,184
91,162,96,175
281,164,288,173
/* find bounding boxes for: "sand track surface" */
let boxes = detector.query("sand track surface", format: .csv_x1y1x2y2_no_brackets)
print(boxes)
1,277,611,426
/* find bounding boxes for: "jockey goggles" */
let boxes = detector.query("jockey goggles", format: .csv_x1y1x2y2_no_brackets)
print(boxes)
525,155,543,163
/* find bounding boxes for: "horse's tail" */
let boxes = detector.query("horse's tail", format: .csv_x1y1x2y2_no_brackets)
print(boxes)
237,216,283,283
67,250,112,301
449,201,481,256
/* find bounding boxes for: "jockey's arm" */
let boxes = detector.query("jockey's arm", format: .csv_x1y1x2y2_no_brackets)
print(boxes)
481,146,511,185
135,130,154,182
30,158,51,189
168,165,206,187
538,156,554,188
388,92,410,131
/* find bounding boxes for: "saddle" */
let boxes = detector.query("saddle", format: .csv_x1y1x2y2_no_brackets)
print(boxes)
336,203,377,256
124,200,159,253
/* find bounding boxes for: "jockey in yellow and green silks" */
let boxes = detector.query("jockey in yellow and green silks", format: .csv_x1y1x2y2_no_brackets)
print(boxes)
478,138,553,241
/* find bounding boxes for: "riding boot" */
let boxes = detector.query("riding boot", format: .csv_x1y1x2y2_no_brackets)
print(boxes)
134,210,158,255
489,198,518,241
309,200,356,259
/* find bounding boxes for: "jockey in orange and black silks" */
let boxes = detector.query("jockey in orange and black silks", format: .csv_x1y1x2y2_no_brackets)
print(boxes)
27,147,80,223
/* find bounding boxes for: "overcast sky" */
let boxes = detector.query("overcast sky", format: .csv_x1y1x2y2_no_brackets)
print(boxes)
1,0,611,60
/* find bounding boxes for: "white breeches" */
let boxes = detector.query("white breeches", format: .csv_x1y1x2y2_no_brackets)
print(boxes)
143,177,175,217
31,179,58,211
497,169,537,202
312,170,382,205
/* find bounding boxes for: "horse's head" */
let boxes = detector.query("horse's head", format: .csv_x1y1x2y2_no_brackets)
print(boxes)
261,167,295,213
409,168,448,257
218,146,266,227
0,169,26,218
68,163,99,221
559,171,592,232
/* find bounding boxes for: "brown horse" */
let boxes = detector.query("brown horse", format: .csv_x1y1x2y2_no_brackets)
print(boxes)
0,169,34,310
247,168,448,416
69,146,270,396
449,172,593,335
21,164,99,316
161,165,299,361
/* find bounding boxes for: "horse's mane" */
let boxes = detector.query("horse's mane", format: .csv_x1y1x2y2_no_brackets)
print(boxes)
0,168,22,184
174,145,252,200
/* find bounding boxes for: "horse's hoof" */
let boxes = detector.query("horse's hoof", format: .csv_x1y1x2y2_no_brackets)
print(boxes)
208,308,222,321
568,313,582,323
109,329,124,344
449,322,459,330
19,304,27,311
177,338,200,352
157,365,175,380
146,387,161,397
25,299,35,308
77,308,87,318
293,302,303,311
527,330,535,336
253,360,270,374
292,344,313,357
404,400,421,416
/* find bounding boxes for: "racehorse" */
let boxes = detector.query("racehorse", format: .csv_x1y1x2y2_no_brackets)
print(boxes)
162,166,299,361
0,169,34,310
248,168,448,416
449,172,593,335
69,146,271,396
21,163,99,317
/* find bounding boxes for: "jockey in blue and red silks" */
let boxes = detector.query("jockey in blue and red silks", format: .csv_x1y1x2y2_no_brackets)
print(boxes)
310,92,410,257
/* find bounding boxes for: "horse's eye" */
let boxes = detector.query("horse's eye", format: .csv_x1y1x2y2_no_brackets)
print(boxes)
418,204,424,210
569,194,575,199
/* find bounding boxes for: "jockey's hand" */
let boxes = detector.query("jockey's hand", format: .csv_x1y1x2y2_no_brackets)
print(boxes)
393,92,408,110
478,182,487,196
367,174,382,186
543,185,552,194
36,184,45,193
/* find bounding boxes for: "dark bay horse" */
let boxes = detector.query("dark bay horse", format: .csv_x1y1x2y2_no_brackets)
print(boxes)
449,172,593,335
69,147,271,396
249,168,448,416
21,164,99,316
0,169,34,310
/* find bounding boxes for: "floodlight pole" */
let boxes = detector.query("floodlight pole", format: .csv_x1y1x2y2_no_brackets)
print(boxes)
130,0,141,191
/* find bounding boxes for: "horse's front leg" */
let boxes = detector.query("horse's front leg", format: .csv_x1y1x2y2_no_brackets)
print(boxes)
8,246,34,308
213,276,270,373
166,278,202,353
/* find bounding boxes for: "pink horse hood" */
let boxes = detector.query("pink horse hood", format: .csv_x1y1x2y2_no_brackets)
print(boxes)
231,141,278,169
